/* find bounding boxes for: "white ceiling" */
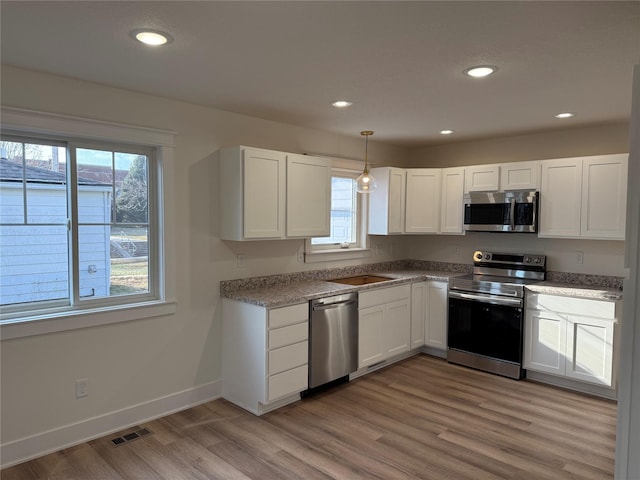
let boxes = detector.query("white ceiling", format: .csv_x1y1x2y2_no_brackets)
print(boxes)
2,1,639,147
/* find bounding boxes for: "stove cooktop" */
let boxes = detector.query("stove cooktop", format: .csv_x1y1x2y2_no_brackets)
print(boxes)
449,273,544,298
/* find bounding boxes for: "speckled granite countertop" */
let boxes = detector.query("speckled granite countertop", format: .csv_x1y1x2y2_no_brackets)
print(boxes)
220,260,624,308
525,282,623,301
222,269,461,308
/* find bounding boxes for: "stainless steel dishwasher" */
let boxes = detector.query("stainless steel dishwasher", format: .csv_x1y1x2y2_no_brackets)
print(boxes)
308,292,358,389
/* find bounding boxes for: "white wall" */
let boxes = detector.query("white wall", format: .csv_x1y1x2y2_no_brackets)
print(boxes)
402,234,627,277
0,65,409,464
407,122,630,168
0,64,631,466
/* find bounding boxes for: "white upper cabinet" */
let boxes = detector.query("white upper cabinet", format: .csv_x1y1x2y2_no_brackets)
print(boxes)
539,158,583,237
369,166,463,236
286,154,331,238
581,154,628,239
219,146,331,241
405,169,441,233
500,161,540,190
368,167,406,235
464,164,500,192
440,167,465,234
539,154,628,240
220,146,286,240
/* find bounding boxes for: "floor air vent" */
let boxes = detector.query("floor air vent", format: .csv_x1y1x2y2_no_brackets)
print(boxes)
111,427,152,447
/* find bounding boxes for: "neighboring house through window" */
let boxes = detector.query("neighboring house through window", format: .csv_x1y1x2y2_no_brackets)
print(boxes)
0,108,175,339
0,136,155,313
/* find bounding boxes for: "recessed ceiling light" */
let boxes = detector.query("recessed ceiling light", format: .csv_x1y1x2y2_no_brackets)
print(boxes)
464,65,497,78
440,129,454,135
555,112,575,119
331,100,353,108
131,29,172,46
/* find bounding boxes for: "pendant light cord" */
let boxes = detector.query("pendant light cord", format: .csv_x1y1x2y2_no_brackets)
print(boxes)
361,130,373,174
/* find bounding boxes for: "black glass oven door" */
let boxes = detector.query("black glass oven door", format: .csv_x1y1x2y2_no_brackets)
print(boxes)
448,293,524,364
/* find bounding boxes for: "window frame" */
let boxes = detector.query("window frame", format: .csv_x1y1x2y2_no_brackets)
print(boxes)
0,107,176,339
305,161,371,263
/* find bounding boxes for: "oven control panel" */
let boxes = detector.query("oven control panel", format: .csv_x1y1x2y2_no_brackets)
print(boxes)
473,250,546,268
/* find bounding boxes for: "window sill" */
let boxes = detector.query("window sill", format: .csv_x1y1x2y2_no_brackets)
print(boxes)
0,300,177,340
305,247,371,263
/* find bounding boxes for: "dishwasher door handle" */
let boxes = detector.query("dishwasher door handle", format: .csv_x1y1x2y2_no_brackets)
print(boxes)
312,299,357,311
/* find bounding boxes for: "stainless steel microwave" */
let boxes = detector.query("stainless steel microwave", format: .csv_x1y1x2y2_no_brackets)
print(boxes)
463,191,539,233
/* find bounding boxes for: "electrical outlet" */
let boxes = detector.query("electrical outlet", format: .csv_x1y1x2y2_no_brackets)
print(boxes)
297,250,304,263
75,378,89,399
576,251,584,265
237,254,246,268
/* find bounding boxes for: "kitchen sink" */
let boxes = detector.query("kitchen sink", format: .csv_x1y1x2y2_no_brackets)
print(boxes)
329,275,394,286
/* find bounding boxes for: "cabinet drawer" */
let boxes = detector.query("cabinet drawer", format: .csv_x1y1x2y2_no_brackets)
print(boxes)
527,294,617,320
269,341,308,375
359,284,411,309
269,303,308,329
269,322,308,349
268,364,308,401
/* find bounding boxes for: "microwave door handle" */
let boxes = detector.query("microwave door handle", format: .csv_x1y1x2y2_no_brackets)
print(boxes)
509,197,516,229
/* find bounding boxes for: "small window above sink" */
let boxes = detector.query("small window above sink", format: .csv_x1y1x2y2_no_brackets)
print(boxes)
329,275,393,286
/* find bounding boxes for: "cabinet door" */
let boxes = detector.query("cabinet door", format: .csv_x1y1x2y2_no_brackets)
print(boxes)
424,281,448,350
500,161,540,190
243,148,286,239
410,282,426,349
524,310,566,375
565,316,614,386
440,167,465,234
286,154,331,237
358,305,386,368
405,169,441,233
368,167,406,234
539,158,582,238
464,164,500,192
385,299,411,357
581,154,628,240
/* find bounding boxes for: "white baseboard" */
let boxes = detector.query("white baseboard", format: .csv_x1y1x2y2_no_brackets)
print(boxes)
421,346,447,359
525,370,617,400
1,380,222,469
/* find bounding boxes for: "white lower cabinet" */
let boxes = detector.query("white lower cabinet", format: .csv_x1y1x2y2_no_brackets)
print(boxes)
411,280,448,352
222,300,309,415
524,293,619,388
424,281,448,350
358,284,411,368
410,282,426,349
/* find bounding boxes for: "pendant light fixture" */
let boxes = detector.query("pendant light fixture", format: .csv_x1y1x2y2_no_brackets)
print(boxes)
356,130,377,193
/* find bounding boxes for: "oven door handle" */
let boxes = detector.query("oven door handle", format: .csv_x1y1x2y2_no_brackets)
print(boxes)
448,291,523,307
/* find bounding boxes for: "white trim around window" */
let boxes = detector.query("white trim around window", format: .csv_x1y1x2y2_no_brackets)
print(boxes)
0,107,176,339
305,160,371,263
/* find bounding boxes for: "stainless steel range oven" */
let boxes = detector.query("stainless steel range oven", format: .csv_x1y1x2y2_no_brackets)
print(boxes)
447,251,546,379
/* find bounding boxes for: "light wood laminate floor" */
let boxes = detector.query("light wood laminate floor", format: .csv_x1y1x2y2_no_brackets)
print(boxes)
2,355,617,479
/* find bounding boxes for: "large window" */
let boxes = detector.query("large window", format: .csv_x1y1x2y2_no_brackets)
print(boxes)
0,134,158,316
